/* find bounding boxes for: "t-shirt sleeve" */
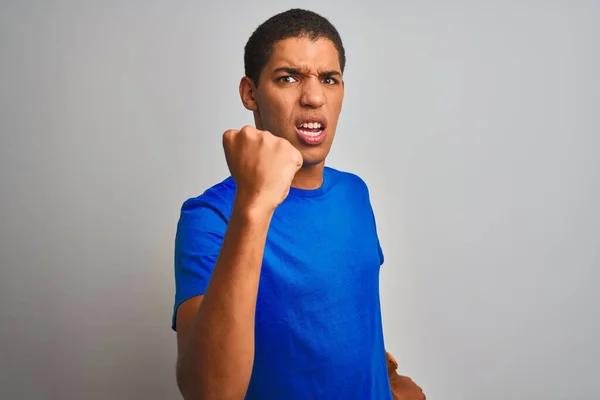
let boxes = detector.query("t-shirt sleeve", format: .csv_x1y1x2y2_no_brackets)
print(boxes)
171,201,228,331
357,175,385,266
372,208,385,266
377,235,384,266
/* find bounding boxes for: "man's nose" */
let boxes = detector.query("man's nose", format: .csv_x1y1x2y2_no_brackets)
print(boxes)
300,77,326,108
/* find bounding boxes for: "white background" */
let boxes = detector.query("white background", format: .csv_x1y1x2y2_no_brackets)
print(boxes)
1,1,598,399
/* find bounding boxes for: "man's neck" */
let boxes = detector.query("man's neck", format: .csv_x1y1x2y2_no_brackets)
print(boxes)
291,162,325,190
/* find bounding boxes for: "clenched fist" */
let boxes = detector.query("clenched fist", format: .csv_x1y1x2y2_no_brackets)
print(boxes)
223,125,303,214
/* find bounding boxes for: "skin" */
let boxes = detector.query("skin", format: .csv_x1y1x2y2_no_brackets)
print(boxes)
175,36,425,400
239,36,344,190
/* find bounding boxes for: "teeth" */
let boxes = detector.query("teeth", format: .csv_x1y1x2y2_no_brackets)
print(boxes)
301,122,321,129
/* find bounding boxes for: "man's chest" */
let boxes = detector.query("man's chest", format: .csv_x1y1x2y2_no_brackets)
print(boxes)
256,201,382,317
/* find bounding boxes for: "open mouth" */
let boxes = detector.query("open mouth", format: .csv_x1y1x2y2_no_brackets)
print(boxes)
296,121,327,145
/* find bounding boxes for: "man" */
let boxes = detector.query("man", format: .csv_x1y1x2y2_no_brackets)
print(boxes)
172,8,425,400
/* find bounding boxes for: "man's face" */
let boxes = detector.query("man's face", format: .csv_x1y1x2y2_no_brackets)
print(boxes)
252,37,344,166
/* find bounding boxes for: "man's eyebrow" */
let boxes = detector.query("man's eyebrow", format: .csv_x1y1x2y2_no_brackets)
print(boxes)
273,67,303,75
321,70,342,77
272,67,342,76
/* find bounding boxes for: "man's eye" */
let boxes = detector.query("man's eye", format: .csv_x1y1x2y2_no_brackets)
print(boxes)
279,76,297,83
323,77,338,85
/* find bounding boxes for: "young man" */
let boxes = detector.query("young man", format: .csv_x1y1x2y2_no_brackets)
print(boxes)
172,8,425,400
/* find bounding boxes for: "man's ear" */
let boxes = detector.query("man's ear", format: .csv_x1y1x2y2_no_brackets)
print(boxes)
239,76,258,111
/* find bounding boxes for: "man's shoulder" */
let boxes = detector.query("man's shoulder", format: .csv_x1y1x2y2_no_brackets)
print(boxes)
325,166,370,193
180,176,236,221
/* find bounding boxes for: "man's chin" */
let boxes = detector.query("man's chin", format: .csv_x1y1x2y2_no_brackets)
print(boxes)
301,159,324,168
292,139,333,167
300,152,329,168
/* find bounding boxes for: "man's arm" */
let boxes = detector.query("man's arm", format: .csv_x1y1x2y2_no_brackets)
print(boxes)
174,126,303,400
175,201,273,400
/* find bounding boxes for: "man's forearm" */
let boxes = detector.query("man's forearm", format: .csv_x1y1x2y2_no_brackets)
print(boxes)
176,200,273,399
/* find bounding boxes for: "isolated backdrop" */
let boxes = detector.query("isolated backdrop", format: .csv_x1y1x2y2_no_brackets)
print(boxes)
1,1,598,399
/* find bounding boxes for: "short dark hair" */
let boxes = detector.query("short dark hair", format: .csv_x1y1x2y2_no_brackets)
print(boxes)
243,8,346,87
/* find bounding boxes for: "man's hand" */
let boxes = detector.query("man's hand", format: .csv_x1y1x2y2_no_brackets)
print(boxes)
386,352,426,400
223,125,303,214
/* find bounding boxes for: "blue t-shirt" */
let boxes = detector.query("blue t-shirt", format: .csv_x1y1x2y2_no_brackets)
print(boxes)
172,166,392,399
